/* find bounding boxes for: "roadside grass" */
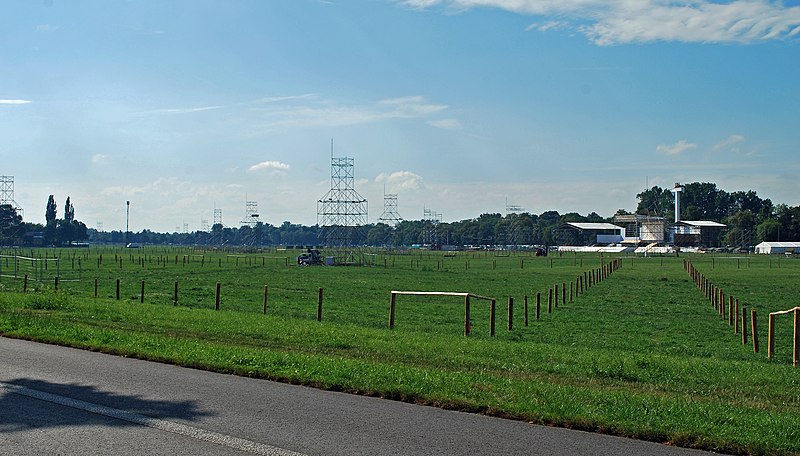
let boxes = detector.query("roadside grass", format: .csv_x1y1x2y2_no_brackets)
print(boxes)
0,248,798,454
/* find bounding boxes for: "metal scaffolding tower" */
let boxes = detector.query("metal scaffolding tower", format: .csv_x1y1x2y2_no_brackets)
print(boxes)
240,200,260,227
377,191,403,227
317,142,368,252
505,201,526,246
240,199,261,247
0,175,23,219
422,207,442,246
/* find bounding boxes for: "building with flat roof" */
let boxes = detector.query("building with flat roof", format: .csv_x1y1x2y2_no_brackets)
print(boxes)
557,222,625,246
671,220,726,247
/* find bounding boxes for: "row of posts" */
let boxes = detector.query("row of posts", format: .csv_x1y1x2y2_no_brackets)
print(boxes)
31,276,325,322
684,259,800,368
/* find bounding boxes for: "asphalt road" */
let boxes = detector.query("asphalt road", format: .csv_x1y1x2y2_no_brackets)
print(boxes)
0,337,717,455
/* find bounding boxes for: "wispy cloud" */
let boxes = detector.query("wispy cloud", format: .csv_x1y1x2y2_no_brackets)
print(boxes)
250,94,319,105
0,99,32,105
147,105,223,115
713,134,745,152
255,95,449,129
36,24,59,32
656,140,697,156
91,154,110,164
402,0,800,45
248,160,291,173
428,118,462,130
376,171,425,190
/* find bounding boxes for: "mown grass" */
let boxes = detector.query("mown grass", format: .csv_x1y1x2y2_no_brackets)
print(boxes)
0,248,798,454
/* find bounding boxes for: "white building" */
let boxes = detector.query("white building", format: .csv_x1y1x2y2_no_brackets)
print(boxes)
754,242,800,254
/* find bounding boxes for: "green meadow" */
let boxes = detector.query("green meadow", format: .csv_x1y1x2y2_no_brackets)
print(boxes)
0,247,798,455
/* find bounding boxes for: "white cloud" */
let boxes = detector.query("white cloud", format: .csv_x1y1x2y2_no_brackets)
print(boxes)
145,105,223,115
91,154,110,164
36,24,60,32
0,99,32,105
255,95,448,129
248,160,291,172
251,94,319,104
376,171,425,190
656,140,697,156
427,118,463,130
402,0,800,45
713,134,745,152
526,21,569,33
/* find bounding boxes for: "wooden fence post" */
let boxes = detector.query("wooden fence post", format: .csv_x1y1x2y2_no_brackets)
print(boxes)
490,298,495,336
174,281,179,306
768,313,775,360
464,294,471,336
54,276,59,291
752,309,759,353
389,292,396,329
507,296,513,331
562,283,566,306
317,287,323,321
536,292,541,320
140,280,145,303
94,278,98,298
553,284,558,308
524,295,529,327
215,282,221,311
263,285,268,315
548,288,553,313
741,306,747,345
116,278,120,300
734,299,739,333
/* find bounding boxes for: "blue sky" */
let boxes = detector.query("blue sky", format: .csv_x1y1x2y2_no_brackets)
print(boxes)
1,0,799,232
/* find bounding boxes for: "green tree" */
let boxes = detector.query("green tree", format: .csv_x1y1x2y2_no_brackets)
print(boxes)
45,195,57,224
756,219,781,242
64,196,74,223
0,204,23,244
44,195,58,245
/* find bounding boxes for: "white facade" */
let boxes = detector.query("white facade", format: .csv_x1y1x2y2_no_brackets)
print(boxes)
755,242,800,254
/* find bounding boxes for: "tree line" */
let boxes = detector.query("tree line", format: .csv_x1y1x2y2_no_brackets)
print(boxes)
1,182,798,248
0,195,88,246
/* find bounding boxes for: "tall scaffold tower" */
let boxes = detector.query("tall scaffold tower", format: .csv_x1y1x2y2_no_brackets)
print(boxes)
422,207,442,246
209,208,224,246
0,176,23,221
378,190,403,247
317,140,368,260
505,200,526,246
377,190,403,227
240,199,261,247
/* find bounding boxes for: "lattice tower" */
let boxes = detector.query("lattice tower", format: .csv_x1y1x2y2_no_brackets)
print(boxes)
505,202,526,246
317,148,368,251
378,192,403,227
422,207,442,245
0,176,23,220
241,200,259,227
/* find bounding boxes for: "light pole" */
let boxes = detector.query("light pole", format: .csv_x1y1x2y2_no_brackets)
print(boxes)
125,200,130,245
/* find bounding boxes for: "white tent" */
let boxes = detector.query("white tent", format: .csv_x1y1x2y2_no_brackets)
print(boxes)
754,242,800,254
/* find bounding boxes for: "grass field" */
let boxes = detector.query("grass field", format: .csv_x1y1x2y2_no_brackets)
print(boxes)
0,247,798,455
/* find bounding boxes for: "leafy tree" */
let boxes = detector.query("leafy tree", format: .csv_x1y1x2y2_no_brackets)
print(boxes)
45,195,57,224
64,196,74,223
636,186,672,217
0,204,23,244
757,219,781,242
